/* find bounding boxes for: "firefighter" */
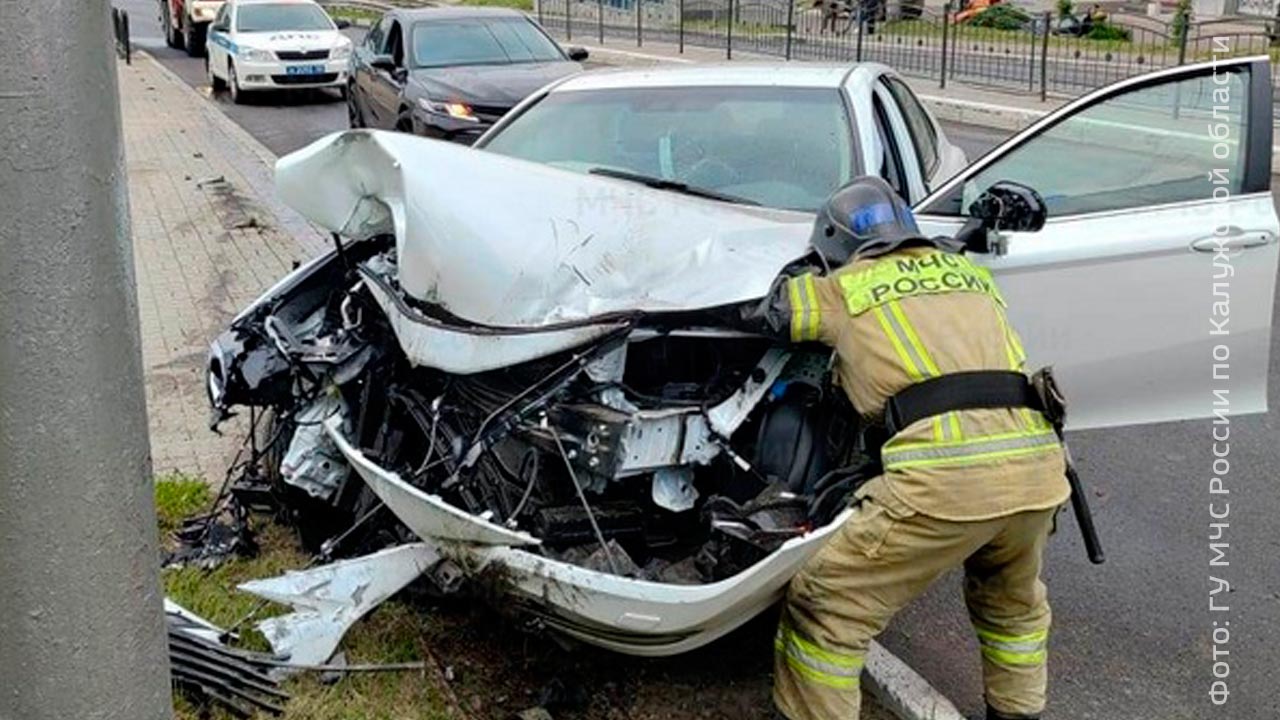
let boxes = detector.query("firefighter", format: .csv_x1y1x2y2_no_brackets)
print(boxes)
746,177,1070,720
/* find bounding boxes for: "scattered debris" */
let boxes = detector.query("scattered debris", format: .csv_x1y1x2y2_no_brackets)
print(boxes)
238,543,446,667
164,501,257,570
165,601,288,718
165,598,234,645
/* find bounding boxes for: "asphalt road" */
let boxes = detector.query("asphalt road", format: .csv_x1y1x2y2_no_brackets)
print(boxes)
116,2,1279,716
116,0,351,156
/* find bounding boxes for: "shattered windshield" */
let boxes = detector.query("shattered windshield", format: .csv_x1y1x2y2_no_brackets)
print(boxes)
236,4,334,32
481,86,855,212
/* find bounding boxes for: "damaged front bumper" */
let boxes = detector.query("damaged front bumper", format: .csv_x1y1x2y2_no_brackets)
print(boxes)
253,426,854,657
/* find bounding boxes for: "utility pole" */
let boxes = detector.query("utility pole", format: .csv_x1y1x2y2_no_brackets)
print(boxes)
0,1,173,719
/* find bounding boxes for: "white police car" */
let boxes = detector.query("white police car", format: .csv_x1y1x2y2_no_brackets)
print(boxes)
205,0,353,103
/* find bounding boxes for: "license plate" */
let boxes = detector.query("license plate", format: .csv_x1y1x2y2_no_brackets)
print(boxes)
285,64,325,76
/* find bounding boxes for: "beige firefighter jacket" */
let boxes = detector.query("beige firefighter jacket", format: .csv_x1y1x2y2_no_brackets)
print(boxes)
763,246,1069,521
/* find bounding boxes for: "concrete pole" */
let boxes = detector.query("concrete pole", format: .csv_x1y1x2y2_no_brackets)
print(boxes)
0,1,173,719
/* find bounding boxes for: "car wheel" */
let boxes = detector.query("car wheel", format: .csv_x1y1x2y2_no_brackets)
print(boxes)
347,88,364,128
395,113,413,135
228,62,244,104
206,56,226,92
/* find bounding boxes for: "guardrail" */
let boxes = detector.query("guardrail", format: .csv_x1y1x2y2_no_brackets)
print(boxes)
112,7,131,66
536,0,1280,100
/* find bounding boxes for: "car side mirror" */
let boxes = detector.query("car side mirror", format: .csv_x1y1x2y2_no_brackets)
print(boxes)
566,46,589,61
334,18,352,30
370,54,396,72
954,181,1047,256
968,181,1047,233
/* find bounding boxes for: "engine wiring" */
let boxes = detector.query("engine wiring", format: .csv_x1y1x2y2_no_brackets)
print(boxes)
547,422,620,576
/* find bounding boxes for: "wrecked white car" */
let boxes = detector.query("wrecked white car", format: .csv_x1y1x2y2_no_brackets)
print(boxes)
207,57,1277,661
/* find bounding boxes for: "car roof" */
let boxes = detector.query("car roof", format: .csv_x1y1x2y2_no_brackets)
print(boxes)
391,6,529,20
549,63,883,92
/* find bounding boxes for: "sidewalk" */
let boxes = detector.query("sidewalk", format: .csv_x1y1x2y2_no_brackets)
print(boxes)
118,52,328,478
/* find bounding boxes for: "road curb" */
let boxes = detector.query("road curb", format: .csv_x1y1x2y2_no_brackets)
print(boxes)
913,94,1046,133
579,44,695,65
866,641,968,720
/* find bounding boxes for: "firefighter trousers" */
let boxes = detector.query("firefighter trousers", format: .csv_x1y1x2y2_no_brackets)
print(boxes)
773,478,1057,720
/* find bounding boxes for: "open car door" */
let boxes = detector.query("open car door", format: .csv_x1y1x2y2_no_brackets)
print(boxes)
914,57,1278,430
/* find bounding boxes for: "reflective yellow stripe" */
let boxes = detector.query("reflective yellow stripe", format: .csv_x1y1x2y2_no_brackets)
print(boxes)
838,251,1005,317
993,307,1026,371
787,278,805,343
888,300,940,376
934,412,961,442
873,305,924,381
780,626,864,670
1004,316,1028,366
1001,327,1021,371
882,428,1060,471
787,275,822,343
975,626,1049,667
982,646,1048,666
802,274,821,341
775,624,863,690
875,300,941,383
991,308,1040,429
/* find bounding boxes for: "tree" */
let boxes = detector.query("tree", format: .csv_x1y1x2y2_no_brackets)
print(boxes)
1171,0,1192,43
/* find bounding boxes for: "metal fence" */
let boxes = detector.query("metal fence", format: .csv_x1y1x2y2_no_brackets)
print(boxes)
112,7,132,66
537,0,1280,99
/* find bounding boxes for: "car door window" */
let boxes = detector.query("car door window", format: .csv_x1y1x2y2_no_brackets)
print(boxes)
365,16,387,52
871,94,907,199
912,59,1276,429
386,22,405,67
883,76,939,179
924,68,1250,218
211,4,229,32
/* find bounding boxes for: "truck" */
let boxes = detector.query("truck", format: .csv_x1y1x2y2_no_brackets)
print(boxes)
160,0,226,56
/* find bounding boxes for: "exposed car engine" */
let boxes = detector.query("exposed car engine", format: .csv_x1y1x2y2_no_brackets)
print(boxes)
206,235,876,585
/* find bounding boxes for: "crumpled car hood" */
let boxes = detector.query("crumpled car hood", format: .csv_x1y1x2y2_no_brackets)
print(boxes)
276,130,814,328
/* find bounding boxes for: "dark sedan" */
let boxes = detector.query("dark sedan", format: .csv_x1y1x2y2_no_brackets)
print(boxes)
347,7,587,144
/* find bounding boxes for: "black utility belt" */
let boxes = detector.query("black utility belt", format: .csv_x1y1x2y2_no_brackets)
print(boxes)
883,369,1060,436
